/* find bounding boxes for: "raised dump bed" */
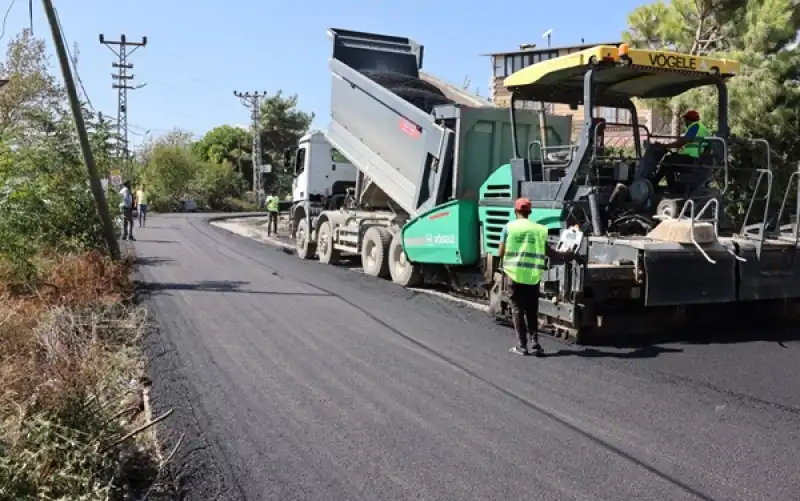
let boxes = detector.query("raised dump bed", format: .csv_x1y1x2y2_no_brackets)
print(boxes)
325,28,570,218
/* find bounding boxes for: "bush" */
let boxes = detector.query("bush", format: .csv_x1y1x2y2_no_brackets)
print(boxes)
0,252,159,501
136,141,249,213
0,136,110,280
190,160,247,210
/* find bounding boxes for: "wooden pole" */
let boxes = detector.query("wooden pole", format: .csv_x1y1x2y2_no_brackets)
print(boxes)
42,0,120,260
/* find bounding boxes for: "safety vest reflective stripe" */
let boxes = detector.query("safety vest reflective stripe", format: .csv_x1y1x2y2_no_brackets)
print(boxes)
504,251,547,269
679,121,709,158
503,219,548,285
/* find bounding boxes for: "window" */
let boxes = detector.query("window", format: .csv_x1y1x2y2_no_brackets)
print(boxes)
294,147,306,176
595,107,633,124
597,107,617,122
493,56,505,77
505,54,525,74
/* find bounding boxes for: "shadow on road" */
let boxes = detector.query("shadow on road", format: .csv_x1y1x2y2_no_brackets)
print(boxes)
140,279,332,297
135,239,178,244
134,256,175,267
542,345,685,359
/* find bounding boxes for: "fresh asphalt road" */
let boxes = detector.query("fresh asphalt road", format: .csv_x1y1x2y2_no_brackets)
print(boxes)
134,214,799,501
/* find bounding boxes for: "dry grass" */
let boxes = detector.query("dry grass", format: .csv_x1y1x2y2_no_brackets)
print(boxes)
0,251,166,501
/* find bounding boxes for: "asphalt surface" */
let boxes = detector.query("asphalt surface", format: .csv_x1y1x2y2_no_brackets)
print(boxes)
135,213,800,501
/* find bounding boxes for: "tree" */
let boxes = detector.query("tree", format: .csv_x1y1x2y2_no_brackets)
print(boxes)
0,29,66,138
0,31,114,275
258,90,314,195
193,124,252,171
624,0,800,218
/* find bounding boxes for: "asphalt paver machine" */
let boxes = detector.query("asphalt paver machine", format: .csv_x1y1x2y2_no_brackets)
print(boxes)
493,43,800,343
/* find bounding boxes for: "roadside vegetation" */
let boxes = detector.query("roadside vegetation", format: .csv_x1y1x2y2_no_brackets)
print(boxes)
126,92,314,213
0,30,169,499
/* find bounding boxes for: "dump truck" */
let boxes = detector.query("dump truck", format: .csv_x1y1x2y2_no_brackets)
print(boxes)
290,29,800,344
288,27,572,286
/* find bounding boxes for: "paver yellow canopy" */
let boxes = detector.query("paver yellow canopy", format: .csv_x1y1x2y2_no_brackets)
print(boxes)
504,44,740,105
488,44,800,343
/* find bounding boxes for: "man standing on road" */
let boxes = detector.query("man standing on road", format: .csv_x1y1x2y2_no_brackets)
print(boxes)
119,181,135,241
498,198,572,356
136,184,149,228
265,193,279,236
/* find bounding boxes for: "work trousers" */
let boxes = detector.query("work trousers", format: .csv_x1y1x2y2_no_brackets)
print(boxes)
508,281,541,348
122,207,134,238
267,211,278,235
138,204,148,227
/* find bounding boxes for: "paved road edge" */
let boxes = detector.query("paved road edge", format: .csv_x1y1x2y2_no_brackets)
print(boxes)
133,239,246,501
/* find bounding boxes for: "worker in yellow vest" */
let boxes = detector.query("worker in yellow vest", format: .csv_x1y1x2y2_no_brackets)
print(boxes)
655,109,710,193
499,198,574,356
636,109,710,194
265,194,279,236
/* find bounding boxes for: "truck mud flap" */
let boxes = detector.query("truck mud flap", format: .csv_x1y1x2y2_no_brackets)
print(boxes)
737,245,800,301
644,250,737,306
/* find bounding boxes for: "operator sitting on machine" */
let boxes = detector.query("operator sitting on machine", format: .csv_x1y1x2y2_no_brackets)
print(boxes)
634,109,710,194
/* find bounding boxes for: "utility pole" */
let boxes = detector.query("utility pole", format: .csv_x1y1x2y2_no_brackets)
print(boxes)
99,33,147,172
237,135,243,174
234,91,266,207
42,0,120,260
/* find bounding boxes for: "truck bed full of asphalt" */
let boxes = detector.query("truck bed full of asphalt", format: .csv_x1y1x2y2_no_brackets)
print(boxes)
135,214,800,501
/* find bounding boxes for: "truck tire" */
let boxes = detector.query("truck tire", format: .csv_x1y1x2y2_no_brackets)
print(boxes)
391,87,453,114
388,233,423,287
362,71,447,99
295,218,315,260
317,220,341,265
361,226,391,278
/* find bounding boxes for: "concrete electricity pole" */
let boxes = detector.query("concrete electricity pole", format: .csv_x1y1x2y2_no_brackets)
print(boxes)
42,0,120,260
234,91,266,207
99,34,147,168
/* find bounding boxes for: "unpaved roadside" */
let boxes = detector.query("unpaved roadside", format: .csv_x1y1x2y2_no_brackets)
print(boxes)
211,216,294,251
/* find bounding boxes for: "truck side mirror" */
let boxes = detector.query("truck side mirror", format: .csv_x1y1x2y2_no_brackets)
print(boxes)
283,148,294,175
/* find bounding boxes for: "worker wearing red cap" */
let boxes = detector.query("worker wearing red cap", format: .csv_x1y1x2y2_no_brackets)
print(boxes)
660,109,708,158
634,109,710,193
499,198,573,356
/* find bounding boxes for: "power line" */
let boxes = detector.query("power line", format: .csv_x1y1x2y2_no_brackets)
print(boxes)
99,33,147,166
233,90,266,207
0,0,15,43
53,7,93,111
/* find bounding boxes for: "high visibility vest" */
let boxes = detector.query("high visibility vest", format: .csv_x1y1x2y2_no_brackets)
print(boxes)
503,218,548,285
679,121,709,158
267,196,279,212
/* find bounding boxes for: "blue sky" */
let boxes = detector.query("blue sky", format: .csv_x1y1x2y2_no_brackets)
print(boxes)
4,0,643,147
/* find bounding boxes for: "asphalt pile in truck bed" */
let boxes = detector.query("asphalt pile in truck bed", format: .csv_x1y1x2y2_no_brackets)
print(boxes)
363,70,454,113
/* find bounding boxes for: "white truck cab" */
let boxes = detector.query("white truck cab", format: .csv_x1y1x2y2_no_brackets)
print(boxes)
285,131,357,242
288,131,357,204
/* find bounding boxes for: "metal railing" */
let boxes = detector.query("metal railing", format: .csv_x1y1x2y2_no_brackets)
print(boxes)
676,198,745,264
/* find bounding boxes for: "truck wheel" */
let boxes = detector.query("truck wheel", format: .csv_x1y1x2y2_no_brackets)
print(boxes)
361,226,391,278
317,220,341,265
388,233,423,286
295,218,315,260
